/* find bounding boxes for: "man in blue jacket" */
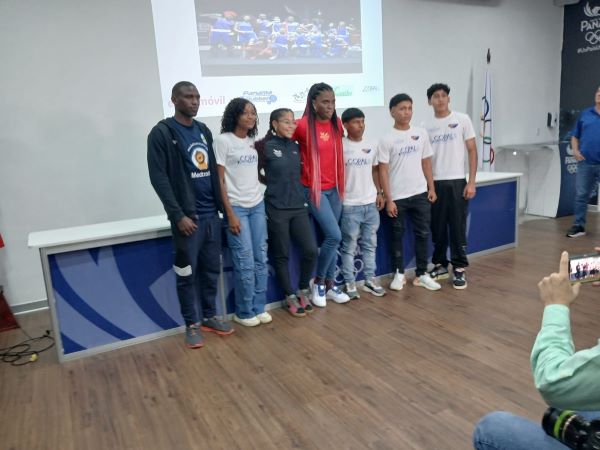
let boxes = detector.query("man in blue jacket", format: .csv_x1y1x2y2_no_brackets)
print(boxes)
567,86,600,238
148,81,233,349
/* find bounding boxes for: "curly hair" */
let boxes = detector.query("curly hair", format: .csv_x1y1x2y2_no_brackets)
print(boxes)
301,83,343,207
220,97,259,138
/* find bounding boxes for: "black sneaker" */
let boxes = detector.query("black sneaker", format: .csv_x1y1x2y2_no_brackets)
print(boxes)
429,264,450,280
453,270,467,290
566,225,586,238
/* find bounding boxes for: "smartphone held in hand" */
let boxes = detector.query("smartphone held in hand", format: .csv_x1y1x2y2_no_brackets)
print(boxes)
569,252,600,283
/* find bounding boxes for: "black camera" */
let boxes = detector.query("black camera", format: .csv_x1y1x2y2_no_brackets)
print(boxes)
542,407,600,449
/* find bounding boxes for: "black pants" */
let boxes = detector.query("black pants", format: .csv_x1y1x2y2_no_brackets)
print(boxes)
431,179,469,269
391,192,431,276
171,215,222,326
266,205,318,295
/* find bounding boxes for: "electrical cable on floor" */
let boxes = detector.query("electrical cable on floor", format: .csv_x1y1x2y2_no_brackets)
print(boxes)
0,327,55,366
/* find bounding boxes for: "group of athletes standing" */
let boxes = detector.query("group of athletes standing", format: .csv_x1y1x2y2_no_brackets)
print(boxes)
148,81,477,348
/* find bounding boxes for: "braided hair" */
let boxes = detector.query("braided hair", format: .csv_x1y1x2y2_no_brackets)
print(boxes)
302,83,343,207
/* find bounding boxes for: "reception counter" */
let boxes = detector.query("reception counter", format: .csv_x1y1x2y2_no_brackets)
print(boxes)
29,172,521,361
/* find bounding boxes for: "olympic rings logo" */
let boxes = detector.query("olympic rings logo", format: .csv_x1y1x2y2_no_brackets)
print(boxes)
334,259,364,284
585,31,600,45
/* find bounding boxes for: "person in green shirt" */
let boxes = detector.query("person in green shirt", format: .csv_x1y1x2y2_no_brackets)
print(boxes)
472,250,600,450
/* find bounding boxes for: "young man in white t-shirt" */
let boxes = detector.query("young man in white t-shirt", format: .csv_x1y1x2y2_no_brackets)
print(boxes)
379,94,441,291
340,108,386,299
424,83,477,290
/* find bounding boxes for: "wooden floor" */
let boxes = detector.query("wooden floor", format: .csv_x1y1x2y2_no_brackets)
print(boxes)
2,216,600,450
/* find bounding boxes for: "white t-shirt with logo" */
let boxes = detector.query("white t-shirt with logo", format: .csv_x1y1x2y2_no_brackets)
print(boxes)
423,111,476,181
377,126,433,201
214,132,263,208
342,137,378,206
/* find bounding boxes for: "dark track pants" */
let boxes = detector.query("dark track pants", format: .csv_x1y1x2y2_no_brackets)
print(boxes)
391,192,431,276
171,215,221,326
431,179,469,269
266,205,317,295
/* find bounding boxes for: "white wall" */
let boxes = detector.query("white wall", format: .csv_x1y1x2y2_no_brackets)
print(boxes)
0,0,563,308
366,0,563,143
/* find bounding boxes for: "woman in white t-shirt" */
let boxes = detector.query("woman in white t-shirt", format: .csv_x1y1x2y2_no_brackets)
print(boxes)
214,98,271,327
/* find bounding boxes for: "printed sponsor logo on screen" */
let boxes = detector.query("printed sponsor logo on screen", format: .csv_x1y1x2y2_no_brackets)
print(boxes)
242,91,278,105
334,86,353,97
292,88,310,104
200,95,227,107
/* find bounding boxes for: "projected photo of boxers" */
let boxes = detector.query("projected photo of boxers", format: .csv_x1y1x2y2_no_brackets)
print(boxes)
193,0,363,76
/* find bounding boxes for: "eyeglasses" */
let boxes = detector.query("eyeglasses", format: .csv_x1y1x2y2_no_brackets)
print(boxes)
242,111,257,117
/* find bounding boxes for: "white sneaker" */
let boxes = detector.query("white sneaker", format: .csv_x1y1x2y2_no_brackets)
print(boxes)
233,315,260,327
326,286,350,304
413,273,441,291
256,311,273,324
390,270,406,290
310,280,327,307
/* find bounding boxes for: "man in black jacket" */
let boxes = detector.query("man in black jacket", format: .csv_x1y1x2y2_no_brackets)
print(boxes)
148,81,233,349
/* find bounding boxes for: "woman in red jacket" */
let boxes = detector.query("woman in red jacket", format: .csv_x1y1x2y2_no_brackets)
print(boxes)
293,82,349,307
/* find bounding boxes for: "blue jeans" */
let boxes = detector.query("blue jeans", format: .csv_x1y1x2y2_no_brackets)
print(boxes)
574,160,600,227
226,201,268,319
171,215,221,326
306,188,342,281
473,410,600,450
340,203,380,283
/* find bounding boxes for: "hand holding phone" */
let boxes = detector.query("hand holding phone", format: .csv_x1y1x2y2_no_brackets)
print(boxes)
538,251,580,306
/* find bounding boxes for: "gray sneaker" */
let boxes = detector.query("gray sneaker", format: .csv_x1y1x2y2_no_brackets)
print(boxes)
345,282,360,299
362,277,386,297
201,317,234,336
185,324,205,349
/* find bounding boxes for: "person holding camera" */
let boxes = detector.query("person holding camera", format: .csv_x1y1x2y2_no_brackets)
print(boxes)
473,250,600,449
